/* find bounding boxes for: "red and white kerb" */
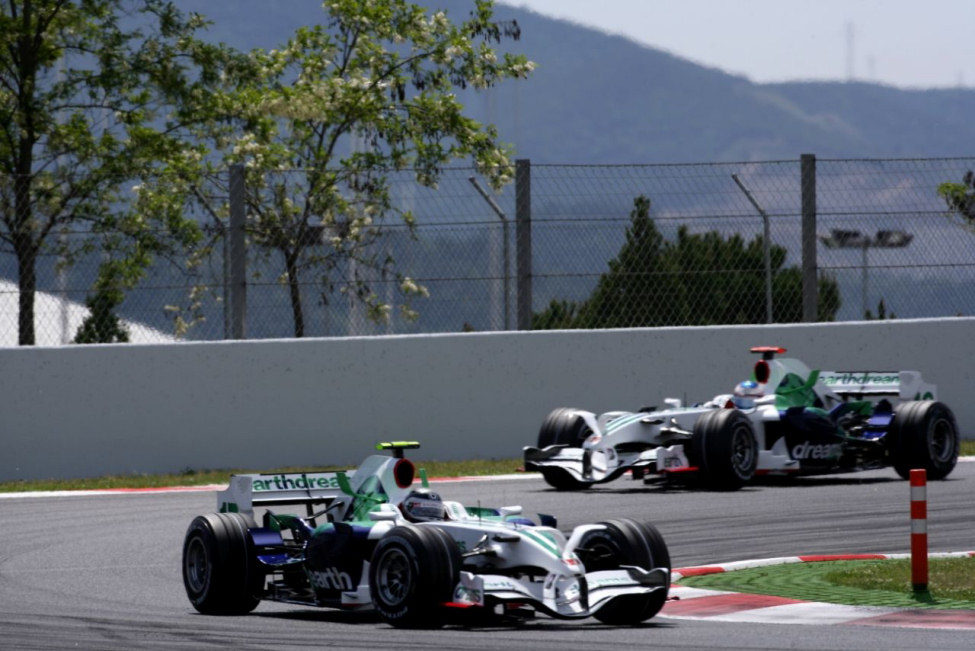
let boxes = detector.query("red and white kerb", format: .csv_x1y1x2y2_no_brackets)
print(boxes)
910,468,928,592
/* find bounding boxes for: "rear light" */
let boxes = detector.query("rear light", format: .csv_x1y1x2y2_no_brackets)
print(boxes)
393,458,415,488
754,360,770,384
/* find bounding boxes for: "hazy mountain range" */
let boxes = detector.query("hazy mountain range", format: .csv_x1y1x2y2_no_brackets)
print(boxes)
180,0,975,163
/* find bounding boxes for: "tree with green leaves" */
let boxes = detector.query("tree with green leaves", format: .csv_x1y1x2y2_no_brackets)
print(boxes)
0,0,233,345
533,195,841,329
864,298,895,321
73,261,129,343
937,170,975,230
147,0,534,338
0,0,239,345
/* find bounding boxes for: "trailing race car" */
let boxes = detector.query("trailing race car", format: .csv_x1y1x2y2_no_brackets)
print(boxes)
524,346,959,491
182,442,671,628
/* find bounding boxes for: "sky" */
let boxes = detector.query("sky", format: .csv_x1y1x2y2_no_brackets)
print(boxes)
501,0,975,89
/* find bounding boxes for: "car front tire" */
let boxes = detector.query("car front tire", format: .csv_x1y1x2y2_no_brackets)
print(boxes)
576,518,671,624
688,409,758,490
537,408,595,491
369,525,461,628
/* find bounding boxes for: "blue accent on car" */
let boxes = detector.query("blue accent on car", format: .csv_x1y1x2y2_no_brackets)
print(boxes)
868,414,893,428
250,527,285,548
861,413,893,440
507,517,536,527
343,523,374,538
257,553,303,567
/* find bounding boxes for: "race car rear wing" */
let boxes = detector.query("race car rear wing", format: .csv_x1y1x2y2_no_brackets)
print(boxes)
818,370,936,402
217,471,350,518
216,444,430,520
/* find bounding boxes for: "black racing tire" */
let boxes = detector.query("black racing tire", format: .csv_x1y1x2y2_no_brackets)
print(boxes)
687,409,758,491
889,400,959,480
576,518,671,624
182,512,263,615
537,407,592,448
369,525,461,628
537,408,594,491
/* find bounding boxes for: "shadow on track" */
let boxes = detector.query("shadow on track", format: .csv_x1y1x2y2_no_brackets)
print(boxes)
524,474,904,495
254,608,678,631
750,475,901,488
254,610,381,625
445,619,678,632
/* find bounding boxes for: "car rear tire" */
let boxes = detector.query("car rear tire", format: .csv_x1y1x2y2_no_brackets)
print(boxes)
369,525,461,628
576,518,671,624
688,409,758,490
890,400,959,480
537,408,594,491
182,512,263,615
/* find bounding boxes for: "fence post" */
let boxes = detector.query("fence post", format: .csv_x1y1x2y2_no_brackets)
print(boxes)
228,164,247,339
910,468,928,592
515,159,532,330
800,153,818,322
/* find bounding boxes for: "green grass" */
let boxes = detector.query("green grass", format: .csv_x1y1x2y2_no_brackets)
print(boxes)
0,457,524,493
680,558,975,609
828,558,975,601
3,440,972,493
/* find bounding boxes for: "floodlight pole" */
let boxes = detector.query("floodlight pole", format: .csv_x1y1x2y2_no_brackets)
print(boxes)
732,174,773,324
468,176,510,330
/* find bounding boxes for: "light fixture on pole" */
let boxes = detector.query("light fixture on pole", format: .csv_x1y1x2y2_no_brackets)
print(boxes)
819,228,913,317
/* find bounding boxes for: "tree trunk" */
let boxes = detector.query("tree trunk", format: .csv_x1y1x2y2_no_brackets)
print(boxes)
12,2,39,346
13,235,37,346
284,251,305,338
12,165,37,346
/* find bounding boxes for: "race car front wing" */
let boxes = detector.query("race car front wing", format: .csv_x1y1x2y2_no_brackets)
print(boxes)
524,443,694,484
450,566,670,619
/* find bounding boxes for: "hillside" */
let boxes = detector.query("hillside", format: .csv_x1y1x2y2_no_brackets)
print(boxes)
178,0,975,162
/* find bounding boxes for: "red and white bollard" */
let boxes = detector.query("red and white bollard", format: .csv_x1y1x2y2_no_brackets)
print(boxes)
910,468,928,592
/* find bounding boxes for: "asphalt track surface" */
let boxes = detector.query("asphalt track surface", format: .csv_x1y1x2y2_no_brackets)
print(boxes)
2,464,974,650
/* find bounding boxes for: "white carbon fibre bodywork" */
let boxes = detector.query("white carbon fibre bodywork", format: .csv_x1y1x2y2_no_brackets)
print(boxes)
216,449,669,620
524,349,938,486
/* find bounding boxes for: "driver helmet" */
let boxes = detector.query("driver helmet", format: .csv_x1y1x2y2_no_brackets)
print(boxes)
400,488,447,522
732,379,762,409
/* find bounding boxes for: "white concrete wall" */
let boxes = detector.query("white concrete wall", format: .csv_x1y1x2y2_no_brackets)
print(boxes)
1,318,972,481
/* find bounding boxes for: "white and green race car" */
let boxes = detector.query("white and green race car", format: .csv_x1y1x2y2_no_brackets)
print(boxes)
182,442,671,628
525,346,959,491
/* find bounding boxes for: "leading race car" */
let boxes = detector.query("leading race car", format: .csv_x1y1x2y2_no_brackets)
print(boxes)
182,442,671,628
524,346,960,491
